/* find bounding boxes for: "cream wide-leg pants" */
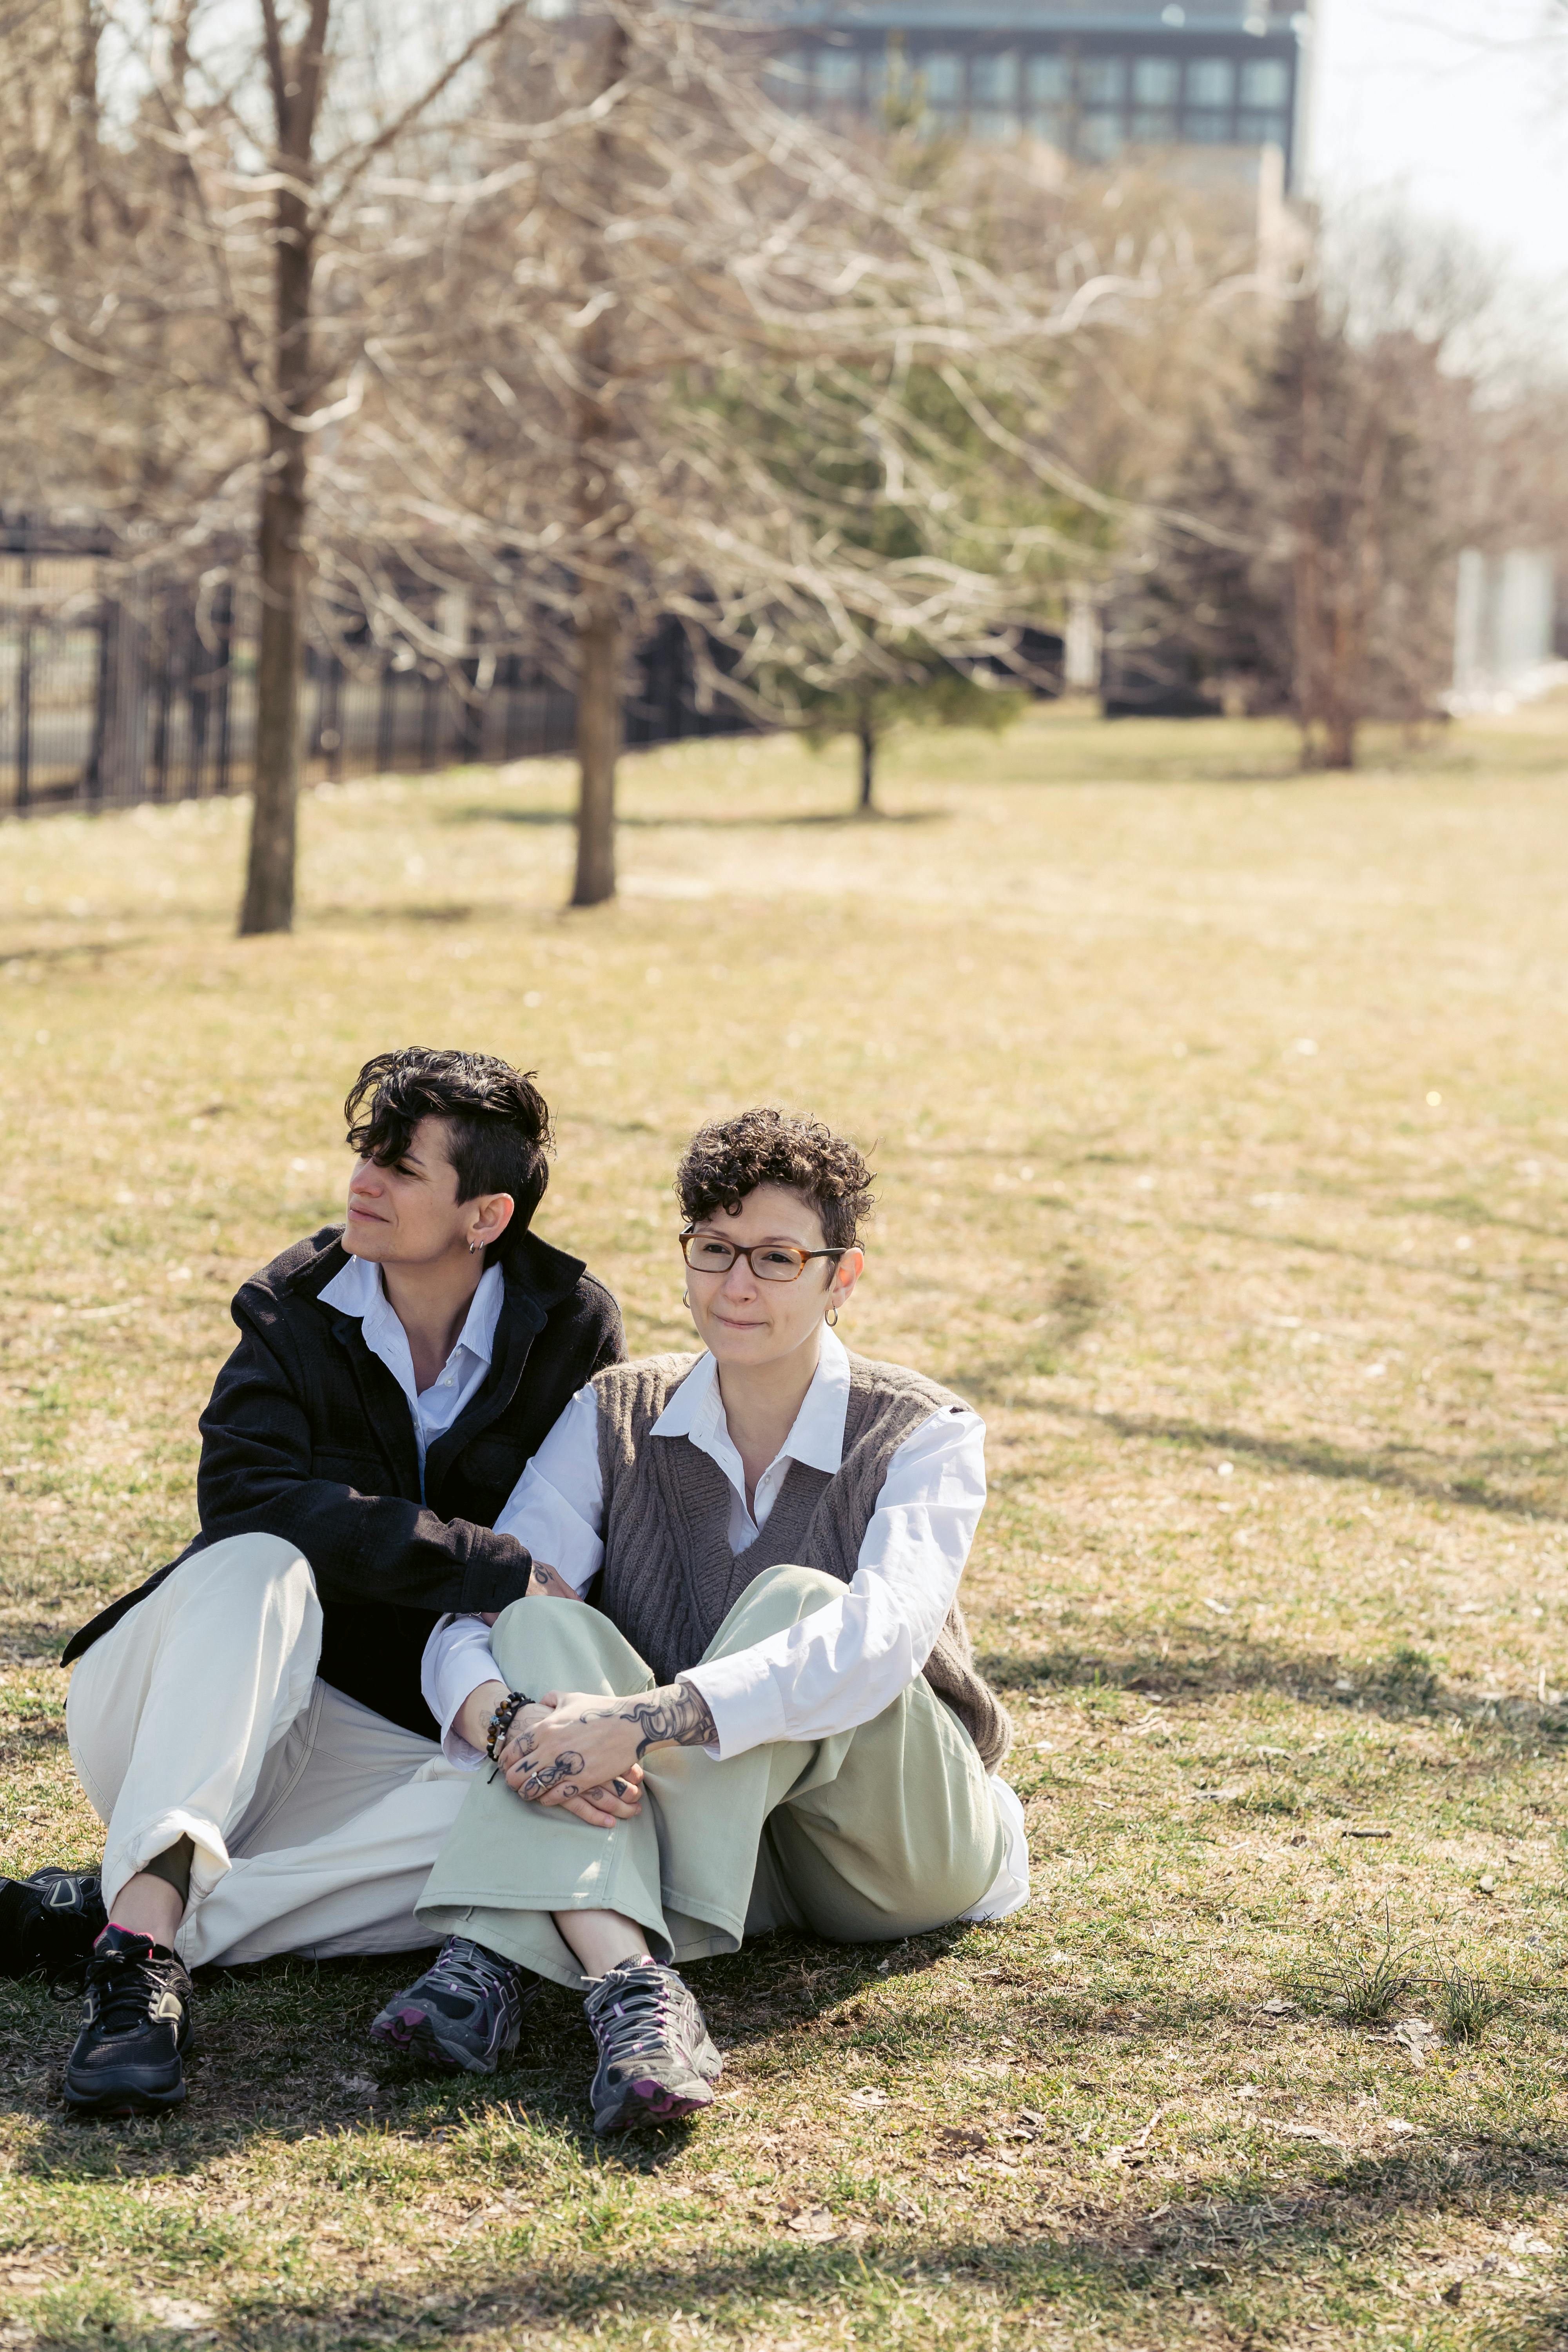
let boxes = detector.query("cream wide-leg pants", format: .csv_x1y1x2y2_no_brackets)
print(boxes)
64,1533,468,1969
416,1563,1010,1989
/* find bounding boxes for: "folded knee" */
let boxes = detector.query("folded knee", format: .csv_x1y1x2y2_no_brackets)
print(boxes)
172,1535,318,1637
728,1562,842,1624
487,1599,531,1684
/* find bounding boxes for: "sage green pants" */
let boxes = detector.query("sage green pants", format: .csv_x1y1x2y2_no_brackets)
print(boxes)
415,1563,1008,1989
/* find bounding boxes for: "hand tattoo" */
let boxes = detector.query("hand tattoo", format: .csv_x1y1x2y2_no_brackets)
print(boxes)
623,1681,717,1758
519,1749,585,1797
527,1561,579,1601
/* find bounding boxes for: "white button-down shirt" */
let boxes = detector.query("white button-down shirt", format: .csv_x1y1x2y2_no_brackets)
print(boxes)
421,1330,1029,1922
317,1253,504,1489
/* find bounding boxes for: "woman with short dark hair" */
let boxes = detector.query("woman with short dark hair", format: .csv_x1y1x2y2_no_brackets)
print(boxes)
378,1108,1028,2132
13,1048,621,2118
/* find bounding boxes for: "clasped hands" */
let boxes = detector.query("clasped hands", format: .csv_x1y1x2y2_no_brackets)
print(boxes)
496,1693,649,1824
467,1565,646,1831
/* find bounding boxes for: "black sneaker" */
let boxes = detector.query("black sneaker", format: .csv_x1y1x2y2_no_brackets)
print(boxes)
62,1927,193,2118
584,1956,722,2133
0,1867,107,1984
368,1936,528,2075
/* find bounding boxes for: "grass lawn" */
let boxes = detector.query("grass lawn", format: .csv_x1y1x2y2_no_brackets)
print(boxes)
2,700,1568,2350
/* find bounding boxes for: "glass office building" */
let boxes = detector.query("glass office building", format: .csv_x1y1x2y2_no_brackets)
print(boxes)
762,4,1307,188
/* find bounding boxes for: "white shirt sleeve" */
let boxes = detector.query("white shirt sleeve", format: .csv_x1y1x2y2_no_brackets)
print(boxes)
681,1401,987,1758
492,1381,605,1588
421,1381,608,1766
421,1613,507,1767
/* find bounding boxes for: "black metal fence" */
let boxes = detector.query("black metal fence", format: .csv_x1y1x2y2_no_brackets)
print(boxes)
0,517,746,818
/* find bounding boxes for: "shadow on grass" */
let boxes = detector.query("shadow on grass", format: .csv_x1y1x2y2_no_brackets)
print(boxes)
22,2134,1568,2350
302,902,485,927
977,1625,1568,1743
439,803,949,832
951,1385,1568,1527
1086,1408,1568,1524
1176,1214,1568,1299
0,936,153,966
0,1931,985,2183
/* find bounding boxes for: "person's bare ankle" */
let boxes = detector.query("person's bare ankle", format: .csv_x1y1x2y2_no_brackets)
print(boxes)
553,1907,653,1980
101,1873,185,1951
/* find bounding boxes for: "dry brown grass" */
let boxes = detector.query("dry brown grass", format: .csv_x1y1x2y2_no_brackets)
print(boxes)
2,701,1568,2350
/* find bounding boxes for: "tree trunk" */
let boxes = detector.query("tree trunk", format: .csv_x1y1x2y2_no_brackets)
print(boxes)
572,593,621,904
241,407,307,932
857,714,876,813
1291,290,1323,775
566,9,628,909
1323,708,1357,769
239,0,330,937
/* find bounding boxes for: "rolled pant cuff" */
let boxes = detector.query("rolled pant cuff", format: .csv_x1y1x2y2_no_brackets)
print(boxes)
104,1812,231,1918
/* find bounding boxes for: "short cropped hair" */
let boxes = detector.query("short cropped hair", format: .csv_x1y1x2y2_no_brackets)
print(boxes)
675,1107,874,1252
345,1049,554,1233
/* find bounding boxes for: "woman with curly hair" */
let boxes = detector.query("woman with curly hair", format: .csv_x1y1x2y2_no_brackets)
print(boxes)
373,1109,1028,2129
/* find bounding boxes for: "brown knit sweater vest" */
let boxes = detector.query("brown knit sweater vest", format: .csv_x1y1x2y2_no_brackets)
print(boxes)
591,1351,1013,1770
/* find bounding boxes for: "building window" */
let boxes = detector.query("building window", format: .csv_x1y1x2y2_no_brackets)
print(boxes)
1239,57,1290,107
1080,110,1124,160
1025,54,1071,103
1132,56,1180,103
971,53,1018,105
1079,56,1124,106
1185,57,1235,107
1238,109,1290,145
920,51,964,105
817,47,861,102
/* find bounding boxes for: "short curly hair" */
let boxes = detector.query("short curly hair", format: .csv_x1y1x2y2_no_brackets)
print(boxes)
675,1107,875,1252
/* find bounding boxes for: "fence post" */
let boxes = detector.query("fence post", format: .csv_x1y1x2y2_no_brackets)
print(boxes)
16,530,33,813
213,581,234,795
82,584,114,805
375,655,396,774
151,586,174,800
420,662,439,770
323,652,343,780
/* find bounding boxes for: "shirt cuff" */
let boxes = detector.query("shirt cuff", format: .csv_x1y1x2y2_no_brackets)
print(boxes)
439,1673,500,1771
680,1652,787,1762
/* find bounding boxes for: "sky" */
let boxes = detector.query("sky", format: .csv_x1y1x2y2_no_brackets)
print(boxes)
1310,0,1567,287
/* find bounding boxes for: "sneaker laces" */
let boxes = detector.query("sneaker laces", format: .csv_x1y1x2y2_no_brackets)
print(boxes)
585,1960,686,2065
426,1937,513,2008
87,1942,173,2038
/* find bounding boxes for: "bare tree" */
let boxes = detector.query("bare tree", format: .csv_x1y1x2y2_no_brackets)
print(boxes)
4,0,1255,906
368,5,1205,899
1134,211,1518,765
3,0,527,932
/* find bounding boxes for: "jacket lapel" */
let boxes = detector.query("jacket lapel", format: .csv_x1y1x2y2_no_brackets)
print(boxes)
326,1312,424,1499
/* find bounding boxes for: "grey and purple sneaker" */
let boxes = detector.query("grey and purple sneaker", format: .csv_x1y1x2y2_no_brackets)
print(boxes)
583,1956,722,2133
369,1936,528,2075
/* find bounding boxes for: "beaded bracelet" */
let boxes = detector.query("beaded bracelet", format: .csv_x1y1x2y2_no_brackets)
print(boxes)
485,1689,533,1765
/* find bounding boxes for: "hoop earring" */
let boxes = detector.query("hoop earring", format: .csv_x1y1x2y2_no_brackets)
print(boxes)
468,1240,481,1256
826,1306,839,1327
681,1289,690,1308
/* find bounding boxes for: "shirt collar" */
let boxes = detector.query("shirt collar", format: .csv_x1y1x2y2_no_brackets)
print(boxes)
652,1327,850,1474
318,1253,505,1372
